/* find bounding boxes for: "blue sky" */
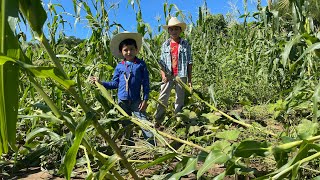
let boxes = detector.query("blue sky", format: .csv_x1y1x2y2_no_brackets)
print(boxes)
37,0,267,40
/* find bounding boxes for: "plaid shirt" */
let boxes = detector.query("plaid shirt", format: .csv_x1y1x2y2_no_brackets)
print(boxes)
159,38,193,77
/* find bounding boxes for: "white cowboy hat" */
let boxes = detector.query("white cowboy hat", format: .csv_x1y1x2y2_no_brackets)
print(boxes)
110,31,142,59
162,17,187,32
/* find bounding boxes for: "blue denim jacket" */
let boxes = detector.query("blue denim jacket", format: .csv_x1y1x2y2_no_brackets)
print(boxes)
102,57,149,101
159,38,193,77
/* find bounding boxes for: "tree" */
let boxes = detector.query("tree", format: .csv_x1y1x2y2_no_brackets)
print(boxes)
59,36,84,48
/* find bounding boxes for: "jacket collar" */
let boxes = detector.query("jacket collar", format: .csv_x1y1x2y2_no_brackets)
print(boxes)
165,38,186,46
121,57,139,64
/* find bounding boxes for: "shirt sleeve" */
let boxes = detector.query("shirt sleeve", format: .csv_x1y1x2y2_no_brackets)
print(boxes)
187,41,193,64
158,41,171,74
142,61,150,100
101,65,120,89
159,42,166,67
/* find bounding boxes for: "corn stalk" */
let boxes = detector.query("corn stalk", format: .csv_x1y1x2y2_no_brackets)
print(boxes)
0,0,19,155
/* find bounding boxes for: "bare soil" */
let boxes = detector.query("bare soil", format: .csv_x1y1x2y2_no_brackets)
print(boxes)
3,167,64,180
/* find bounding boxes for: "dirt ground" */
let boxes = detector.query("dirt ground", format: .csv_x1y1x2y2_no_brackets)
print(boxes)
3,167,64,180
4,166,233,180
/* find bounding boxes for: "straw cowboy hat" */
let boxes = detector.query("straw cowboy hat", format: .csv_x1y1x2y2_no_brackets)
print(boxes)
163,17,187,32
110,31,142,59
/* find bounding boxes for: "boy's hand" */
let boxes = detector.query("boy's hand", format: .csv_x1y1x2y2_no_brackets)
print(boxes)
188,81,193,93
139,100,148,111
161,70,168,83
90,76,101,84
162,75,168,83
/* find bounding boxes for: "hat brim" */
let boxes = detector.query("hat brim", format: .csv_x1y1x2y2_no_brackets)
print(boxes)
163,23,187,32
110,32,142,59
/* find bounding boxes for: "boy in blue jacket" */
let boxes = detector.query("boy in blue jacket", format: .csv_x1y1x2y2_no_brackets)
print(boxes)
91,31,154,146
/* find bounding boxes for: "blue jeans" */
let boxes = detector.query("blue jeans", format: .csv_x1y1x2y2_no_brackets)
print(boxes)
118,100,155,145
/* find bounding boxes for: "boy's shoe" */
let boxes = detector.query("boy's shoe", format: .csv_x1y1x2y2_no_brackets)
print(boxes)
155,123,165,131
125,140,135,146
147,139,156,146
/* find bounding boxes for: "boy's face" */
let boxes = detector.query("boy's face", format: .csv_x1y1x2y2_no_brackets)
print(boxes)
168,26,182,39
121,44,137,61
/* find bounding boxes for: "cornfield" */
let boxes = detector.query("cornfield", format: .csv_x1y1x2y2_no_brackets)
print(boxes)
0,0,320,179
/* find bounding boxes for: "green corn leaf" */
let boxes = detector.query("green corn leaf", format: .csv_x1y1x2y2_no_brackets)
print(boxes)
291,143,320,165
72,0,82,28
0,56,75,89
291,163,300,180
224,160,238,175
296,42,320,62
260,7,267,29
64,112,94,180
234,140,270,158
312,82,320,123
137,153,178,169
163,3,167,19
18,0,47,35
210,140,232,154
95,81,128,116
216,130,240,141
271,10,280,33
0,0,20,155
272,152,320,180
0,70,7,154
201,113,221,124
197,150,229,178
274,151,289,168
255,150,301,180
25,127,60,143
79,145,92,178
168,4,174,15
296,120,319,139
94,154,121,180
27,66,76,89
29,77,65,120
281,34,302,68
19,114,63,124
56,54,78,60
0,55,15,65
213,171,226,180
95,82,115,105
0,59,19,154
169,157,197,180
19,84,30,107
